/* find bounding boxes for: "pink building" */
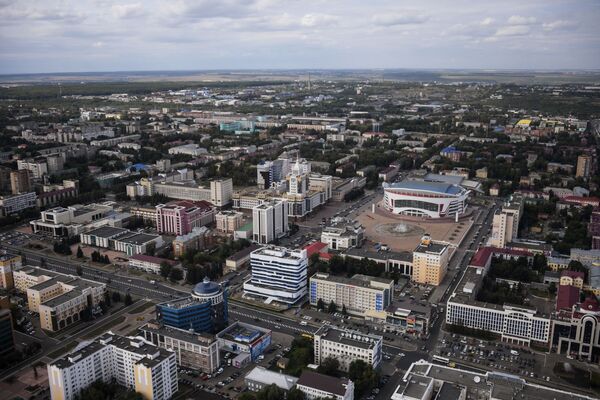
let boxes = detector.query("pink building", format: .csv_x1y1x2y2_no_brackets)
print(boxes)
156,200,215,236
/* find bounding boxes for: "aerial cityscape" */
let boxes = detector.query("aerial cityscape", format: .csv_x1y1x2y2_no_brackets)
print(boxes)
0,1,600,400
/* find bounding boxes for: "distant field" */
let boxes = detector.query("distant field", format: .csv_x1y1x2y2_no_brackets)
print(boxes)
440,72,600,85
2,69,599,86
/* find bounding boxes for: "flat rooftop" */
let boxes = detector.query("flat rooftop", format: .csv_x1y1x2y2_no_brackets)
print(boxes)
141,321,216,345
414,241,448,254
217,321,270,343
312,273,393,289
118,232,159,245
345,247,413,262
401,361,596,400
315,326,381,350
85,226,128,238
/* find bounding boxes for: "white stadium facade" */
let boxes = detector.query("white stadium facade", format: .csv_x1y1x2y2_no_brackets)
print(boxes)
382,181,470,219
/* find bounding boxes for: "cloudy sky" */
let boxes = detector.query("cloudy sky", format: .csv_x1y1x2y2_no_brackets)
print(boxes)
0,0,599,74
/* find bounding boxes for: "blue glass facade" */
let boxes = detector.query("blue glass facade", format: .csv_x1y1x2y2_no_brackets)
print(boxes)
310,282,317,303
375,293,383,311
157,288,228,334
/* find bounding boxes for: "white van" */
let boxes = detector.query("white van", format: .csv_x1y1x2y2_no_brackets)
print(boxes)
300,321,307,326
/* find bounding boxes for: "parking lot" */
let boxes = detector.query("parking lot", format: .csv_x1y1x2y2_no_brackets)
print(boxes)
434,332,553,381
176,332,295,399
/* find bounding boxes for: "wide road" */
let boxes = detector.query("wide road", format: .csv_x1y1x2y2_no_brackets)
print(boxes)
1,244,188,302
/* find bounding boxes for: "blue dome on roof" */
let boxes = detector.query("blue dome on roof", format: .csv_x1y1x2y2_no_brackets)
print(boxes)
192,277,221,297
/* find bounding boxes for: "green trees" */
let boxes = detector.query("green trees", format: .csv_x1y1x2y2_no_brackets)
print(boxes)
112,291,122,303
159,262,172,278
124,294,133,306
238,384,293,400
73,380,143,400
169,268,183,282
348,360,380,397
287,388,306,400
91,251,110,264
76,246,84,258
327,300,337,314
318,357,340,377
76,265,83,276
285,337,314,377
316,298,325,311
53,239,72,255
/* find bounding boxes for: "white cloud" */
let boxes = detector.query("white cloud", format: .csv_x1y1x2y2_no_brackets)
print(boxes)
300,13,338,28
480,17,494,26
507,15,537,25
495,25,530,37
111,3,144,19
372,12,429,26
92,41,104,47
542,20,575,31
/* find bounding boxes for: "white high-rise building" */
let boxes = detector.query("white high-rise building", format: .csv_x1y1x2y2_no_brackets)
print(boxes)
252,199,288,244
210,178,233,207
243,246,308,304
287,159,308,196
490,195,524,248
47,333,178,400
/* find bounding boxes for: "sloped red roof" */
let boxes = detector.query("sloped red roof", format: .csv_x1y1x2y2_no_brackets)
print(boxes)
304,241,328,258
556,284,580,311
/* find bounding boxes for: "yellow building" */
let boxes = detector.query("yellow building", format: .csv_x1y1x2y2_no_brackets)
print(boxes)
576,154,592,179
411,235,450,286
15,267,105,332
559,271,584,289
0,251,21,289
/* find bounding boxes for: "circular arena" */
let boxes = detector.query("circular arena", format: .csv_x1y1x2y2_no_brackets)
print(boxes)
382,181,470,219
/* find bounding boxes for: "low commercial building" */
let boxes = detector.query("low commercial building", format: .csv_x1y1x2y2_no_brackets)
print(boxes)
36,180,79,208
320,219,365,251
128,254,180,274
31,203,114,238
215,210,244,233
140,320,220,373
364,302,431,337
216,321,272,361
309,273,394,316
345,248,413,276
296,370,354,400
168,144,208,157
332,177,367,202
48,333,178,400
15,267,105,332
157,278,228,334
80,226,164,256
172,226,211,258
314,325,382,371
224,244,261,274
0,192,37,216
244,366,298,394
392,359,595,400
